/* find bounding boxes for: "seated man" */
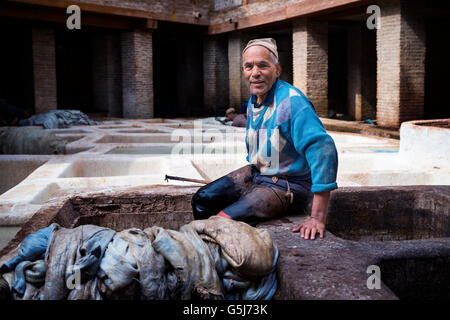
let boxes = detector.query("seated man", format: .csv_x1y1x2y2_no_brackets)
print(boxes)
192,38,338,240
225,107,247,127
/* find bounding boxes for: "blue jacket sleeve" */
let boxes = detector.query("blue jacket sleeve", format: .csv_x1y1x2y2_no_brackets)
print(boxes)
290,96,338,193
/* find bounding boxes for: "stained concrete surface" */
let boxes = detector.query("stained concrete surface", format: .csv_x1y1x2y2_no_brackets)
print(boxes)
1,117,448,232
0,227,21,253
0,118,448,299
1,185,449,300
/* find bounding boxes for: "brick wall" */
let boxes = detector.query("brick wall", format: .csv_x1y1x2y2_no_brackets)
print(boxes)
293,18,328,117
32,27,57,113
398,0,425,124
228,33,243,108
92,33,122,117
203,36,217,113
239,33,254,104
203,35,229,115
376,0,425,128
121,29,153,118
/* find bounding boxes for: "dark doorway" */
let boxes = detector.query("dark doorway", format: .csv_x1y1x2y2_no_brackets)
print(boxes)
328,24,348,117
153,22,205,118
425,18,450,120
0,19,34,114
55,28,94,113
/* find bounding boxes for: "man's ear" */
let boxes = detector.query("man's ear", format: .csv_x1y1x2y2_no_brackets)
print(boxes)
276,63,282,77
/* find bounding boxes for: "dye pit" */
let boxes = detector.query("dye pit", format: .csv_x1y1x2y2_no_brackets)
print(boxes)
0,117,449,300
0,185,448,300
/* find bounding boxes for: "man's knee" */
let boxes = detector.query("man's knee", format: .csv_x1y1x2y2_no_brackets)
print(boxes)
222,185,286,221
191,165,254,220
191,181,234,220
191,187,211,219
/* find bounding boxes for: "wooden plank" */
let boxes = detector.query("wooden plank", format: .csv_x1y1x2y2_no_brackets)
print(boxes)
5,0,154,19
5,0,209,26
0,3,138,30
235,6,288,30
144,19,158,30
208,0,370,34
285,0,367,17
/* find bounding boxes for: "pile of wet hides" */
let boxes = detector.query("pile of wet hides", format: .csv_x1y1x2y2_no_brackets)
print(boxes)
19,110,97,129
0,127,67,154
0,216,278,300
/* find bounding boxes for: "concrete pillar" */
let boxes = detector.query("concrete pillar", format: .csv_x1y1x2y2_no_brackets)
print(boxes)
121,29,153,118
293,19,328,117
32,27,57,114
376,0,425,128
203,36,229,115
92,34,122,117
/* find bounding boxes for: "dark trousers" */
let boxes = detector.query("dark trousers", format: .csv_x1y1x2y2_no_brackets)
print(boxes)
191,165,312,224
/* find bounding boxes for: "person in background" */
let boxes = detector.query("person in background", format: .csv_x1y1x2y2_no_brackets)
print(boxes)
225,107,247,127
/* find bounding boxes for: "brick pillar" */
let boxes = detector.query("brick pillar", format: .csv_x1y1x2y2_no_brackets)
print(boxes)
240,34,252,104
203,35,229,115
32,27,57,114
376,0,425,128
92,34,122,117
228,33,243,109
293,19,328,117
121,29,153,118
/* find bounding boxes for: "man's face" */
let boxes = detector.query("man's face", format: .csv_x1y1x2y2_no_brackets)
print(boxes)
242,46,281,99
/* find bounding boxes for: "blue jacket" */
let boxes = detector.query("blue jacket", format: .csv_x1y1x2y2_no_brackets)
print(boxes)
245,79,338,193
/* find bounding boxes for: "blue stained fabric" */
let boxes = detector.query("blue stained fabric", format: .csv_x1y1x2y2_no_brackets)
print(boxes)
18,110,97,129
149,225,223,299
71,228,116,280
1,224,59,272
210,243,278,300
12,261,30,296
245,79,338,193
242,245,278,300
11,260,46,296
3,217,278,300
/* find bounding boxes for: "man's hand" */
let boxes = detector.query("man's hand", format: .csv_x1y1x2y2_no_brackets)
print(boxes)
292,191,330,240
292,216,325,240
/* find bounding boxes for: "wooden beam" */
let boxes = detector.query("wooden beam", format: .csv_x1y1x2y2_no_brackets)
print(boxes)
5,0,154,19
5,0,209,26
208,0,372,34
0,3,142,30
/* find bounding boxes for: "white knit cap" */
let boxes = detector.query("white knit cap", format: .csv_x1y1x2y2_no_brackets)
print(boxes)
242,38,279,61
